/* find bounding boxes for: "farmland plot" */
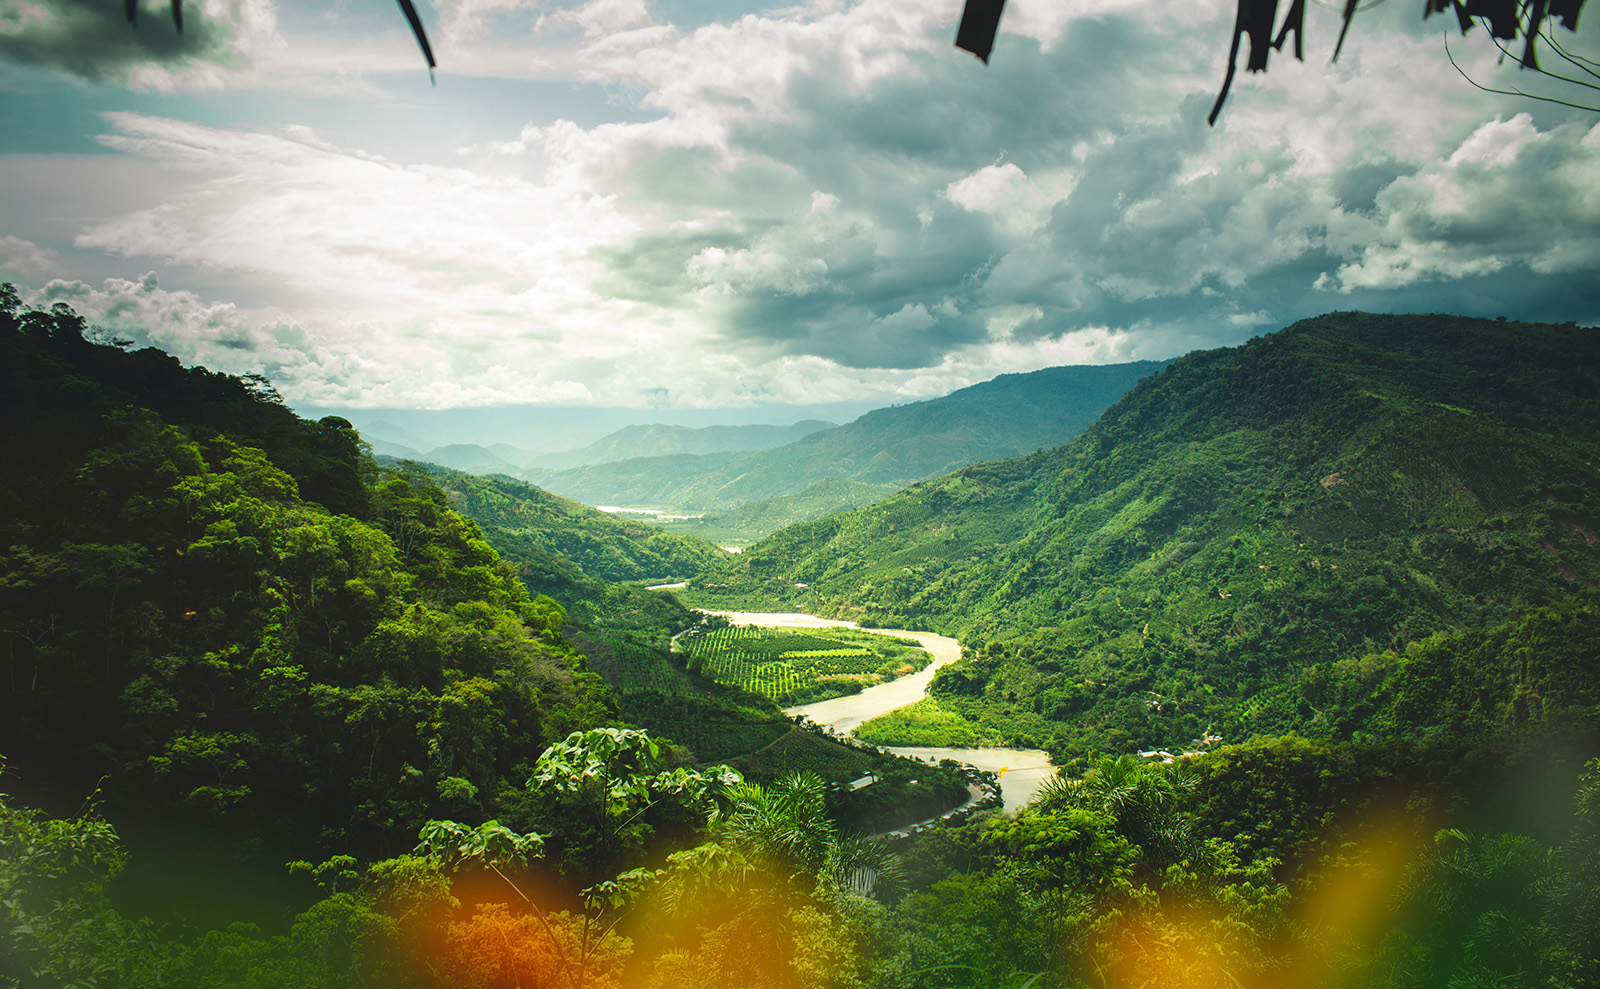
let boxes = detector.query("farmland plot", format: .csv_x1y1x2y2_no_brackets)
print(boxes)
676,625,930,705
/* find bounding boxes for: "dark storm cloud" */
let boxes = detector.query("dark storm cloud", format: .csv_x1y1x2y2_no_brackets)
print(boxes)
695,202,1001,368
591,225,754,306
595,12,1199,369
0,0,233,83
736,14,1187,199
1331,157,1417,215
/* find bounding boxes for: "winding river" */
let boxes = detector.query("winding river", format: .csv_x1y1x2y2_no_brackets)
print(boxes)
705,611,1056,813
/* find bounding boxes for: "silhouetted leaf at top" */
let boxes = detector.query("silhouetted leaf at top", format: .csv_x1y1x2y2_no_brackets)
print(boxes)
1212,0,1294,126
1548,0,1584,29
396,0,437,72
955,0,1005,64
1272,0,1308,61
1465,0,1524,39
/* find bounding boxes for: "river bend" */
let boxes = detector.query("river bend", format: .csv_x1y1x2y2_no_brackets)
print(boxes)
704,610,1055,812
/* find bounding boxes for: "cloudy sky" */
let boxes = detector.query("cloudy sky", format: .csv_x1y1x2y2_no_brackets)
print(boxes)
2,0,1599,424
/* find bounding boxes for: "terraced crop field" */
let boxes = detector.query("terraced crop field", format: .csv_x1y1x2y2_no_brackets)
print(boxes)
677,625,929,705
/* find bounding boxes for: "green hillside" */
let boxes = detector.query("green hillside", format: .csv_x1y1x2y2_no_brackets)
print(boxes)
373,461,704,640
698,313,1600,753
415,463,728,583
418,442,522,472
0,295,616,859
525,360,1170,511
525,449,747,505
1246,587,1600,748
711,476,901,534
0,292,915,868
380,463,730,640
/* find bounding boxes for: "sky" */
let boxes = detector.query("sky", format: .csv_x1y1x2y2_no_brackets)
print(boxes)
2,0,1599,429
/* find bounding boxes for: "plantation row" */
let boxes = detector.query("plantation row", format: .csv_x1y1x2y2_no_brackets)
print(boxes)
677,624,930,705
702,651,818,701
689,627,856,657
602,640,702,695
785,650,898,677
784,647,874,659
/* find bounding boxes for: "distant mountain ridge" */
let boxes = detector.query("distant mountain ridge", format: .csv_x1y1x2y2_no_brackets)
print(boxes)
525,420,835,468
369,420,836,476
423,443,522,472
525,360,1172,511
295,401,881,454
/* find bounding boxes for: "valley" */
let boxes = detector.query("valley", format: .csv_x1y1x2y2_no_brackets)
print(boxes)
3,298,1598,989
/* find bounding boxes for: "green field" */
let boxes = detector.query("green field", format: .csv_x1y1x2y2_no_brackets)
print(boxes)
676,625,929,705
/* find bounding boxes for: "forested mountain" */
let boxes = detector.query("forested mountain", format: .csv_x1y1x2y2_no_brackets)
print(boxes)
699,313,1600,754
405,462,728,583
1245,587,1600,748
365,461,704,642
0,292,615,860
382,463,726,637
524,360,1170,511
0,289,962,960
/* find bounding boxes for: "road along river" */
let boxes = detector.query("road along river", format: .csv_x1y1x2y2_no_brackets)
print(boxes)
704,611,1056,812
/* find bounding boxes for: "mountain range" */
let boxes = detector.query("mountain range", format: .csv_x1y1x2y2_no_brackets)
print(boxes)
364,419,836,474
521,420,835,468
524,360,1171,511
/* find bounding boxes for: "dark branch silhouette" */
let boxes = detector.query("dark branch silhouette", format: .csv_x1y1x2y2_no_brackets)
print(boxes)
395,0,438,74
1446,33,1600,111
126,0,435,75
119,0,1593,115
954,0,1593,124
